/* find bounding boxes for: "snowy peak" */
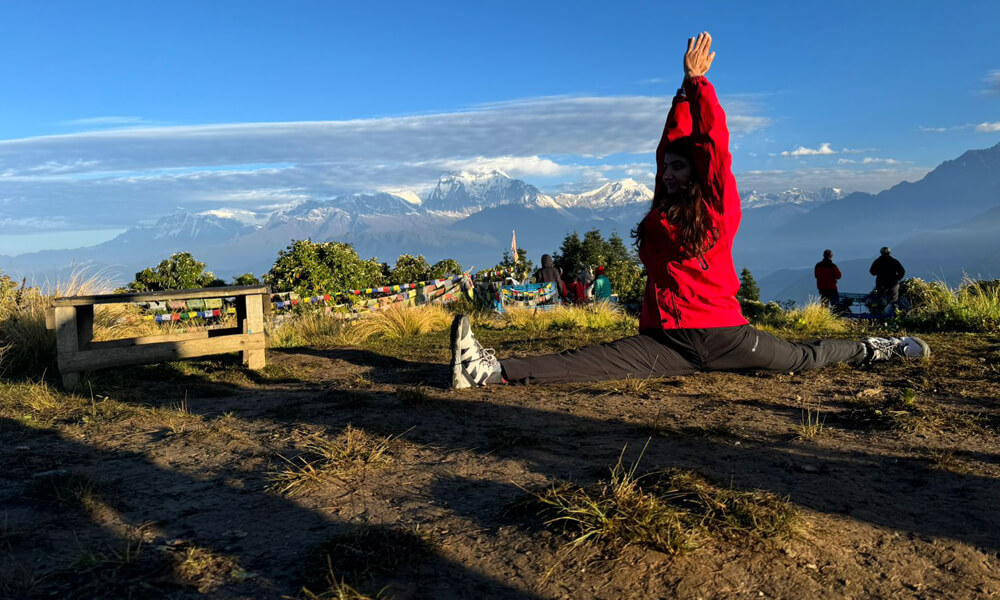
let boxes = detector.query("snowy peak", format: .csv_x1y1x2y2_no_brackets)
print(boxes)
111,209,258,245
554,179,653,209
423,169,555,213
740,187,848,209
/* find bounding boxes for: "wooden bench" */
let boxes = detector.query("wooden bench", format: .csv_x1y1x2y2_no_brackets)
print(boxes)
46,285,269,389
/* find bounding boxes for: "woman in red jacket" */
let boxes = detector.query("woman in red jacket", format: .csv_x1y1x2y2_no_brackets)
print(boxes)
451,32,928,388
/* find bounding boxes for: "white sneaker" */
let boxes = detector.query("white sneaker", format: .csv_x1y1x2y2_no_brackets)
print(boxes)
450,314,502,388
862,336,931,365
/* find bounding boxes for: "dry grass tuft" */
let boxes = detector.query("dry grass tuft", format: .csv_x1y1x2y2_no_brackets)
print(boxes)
533,445,796,555
354,304,452,340
394,384,431,405
268,425,396,496
300,527,434,600
173,545,249,592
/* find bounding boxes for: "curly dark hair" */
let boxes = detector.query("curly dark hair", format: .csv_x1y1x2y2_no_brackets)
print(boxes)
631,136,718,259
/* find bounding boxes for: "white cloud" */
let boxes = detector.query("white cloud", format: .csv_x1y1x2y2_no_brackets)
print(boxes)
919,126,948,133
0,94,771,233
736,166,931,195
975,122,1000,133
781,143,835,156
837,158,857,164
861,157,903,165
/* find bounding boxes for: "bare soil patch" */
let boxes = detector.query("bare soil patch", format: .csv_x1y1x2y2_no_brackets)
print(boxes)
2,330,999,598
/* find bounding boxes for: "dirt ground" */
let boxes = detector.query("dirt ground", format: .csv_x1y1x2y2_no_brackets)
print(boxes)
2,328,1000,599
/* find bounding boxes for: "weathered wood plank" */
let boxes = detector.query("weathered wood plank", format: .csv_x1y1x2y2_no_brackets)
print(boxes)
84,327,241,350
58,333,266,372
51,285,268,307
242,294,266,369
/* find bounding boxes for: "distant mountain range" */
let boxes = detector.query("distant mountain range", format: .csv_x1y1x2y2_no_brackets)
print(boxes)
3,141,1000,302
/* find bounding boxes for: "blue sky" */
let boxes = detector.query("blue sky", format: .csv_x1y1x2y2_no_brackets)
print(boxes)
1,0,998,253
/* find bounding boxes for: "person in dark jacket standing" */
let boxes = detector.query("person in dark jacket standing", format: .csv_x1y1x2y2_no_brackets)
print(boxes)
814,249,842,308
869,247,905,302
449,32,929,388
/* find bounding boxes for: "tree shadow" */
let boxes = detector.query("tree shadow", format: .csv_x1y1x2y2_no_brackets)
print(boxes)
0,416,545,599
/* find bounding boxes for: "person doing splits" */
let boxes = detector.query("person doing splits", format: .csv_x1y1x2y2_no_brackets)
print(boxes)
450,32,929,388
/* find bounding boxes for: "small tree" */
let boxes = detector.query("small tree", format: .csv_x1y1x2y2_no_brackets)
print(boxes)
498,247,532,281
129,252,223,291
264,239,382,296
428,258,463,280
388,254,432,285
231,273,261,286
737,267,761,303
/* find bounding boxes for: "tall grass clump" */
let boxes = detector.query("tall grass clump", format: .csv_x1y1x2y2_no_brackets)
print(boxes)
0,269,167,378
267,312,374,348
898,277,1000,333
754,301,849,337
353,303,452,340
492,303,636,332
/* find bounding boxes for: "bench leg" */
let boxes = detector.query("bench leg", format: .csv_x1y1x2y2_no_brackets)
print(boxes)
53,306,82,390
241,294,266,370
61,371,81,389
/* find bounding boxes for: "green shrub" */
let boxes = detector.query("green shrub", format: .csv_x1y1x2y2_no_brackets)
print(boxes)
265,240,383,296
898,277,1000,333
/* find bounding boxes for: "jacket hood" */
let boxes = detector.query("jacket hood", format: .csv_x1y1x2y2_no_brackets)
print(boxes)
541,254,554,268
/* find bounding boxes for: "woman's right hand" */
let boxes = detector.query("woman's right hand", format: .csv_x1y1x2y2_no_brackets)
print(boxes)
684,32,715,79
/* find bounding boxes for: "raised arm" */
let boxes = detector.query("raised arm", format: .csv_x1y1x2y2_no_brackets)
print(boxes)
653,90,692,201
682,33,734,211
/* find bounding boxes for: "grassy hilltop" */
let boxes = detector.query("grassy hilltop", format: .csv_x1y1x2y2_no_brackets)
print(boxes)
2,276,1000,598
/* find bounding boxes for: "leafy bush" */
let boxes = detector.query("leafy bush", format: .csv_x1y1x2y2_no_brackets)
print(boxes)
129,252,225,292
428,258,463,280
265,239,383,296
387,254,432,285
231,273,261,286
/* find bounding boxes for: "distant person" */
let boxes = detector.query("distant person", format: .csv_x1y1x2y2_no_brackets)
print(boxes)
450,32,928,389
869,247,905,302
578,267,595,300
814,249,842,308
593,266,612,301
568,275,587,305
534,254,567,300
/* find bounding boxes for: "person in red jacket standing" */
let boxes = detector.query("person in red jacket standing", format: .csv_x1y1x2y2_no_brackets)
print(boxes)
814,249,842,309
450,32,929,388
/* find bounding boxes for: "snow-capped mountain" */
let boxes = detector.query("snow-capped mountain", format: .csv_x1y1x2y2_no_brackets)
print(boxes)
554,179,652,210
114,209,259,245
422,169,558,213
740,187,847,209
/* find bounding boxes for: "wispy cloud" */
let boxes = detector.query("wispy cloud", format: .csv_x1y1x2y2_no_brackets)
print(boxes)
781,143,835,156
975,122,1000,133
984,70,1000,95
61,116,161,128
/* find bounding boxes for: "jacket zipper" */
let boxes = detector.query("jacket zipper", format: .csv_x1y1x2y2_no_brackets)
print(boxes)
664,263,682,328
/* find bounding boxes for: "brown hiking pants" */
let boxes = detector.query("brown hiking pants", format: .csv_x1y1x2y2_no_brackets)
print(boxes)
500,325,866,385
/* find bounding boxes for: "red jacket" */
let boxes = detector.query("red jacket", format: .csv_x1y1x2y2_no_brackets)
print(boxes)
638,76,747,331
814,260,842,290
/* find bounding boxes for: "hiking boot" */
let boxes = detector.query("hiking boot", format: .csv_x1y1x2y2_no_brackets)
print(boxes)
450,314,502,388
862,336,931,365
